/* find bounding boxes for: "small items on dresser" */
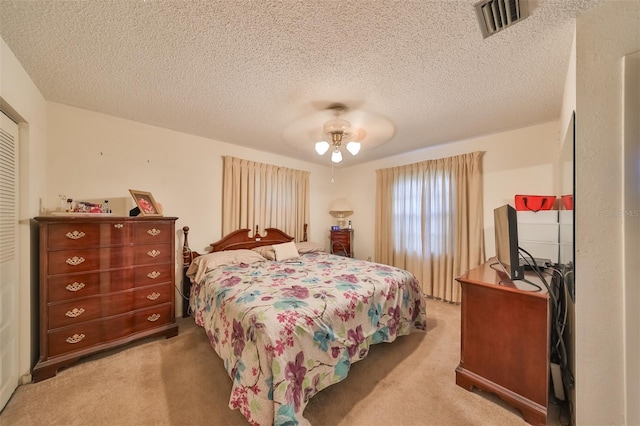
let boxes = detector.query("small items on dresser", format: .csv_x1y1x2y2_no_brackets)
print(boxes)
33,216,179,382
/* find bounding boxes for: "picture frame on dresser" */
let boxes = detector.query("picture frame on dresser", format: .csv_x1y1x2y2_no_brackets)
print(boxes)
129,189,162,216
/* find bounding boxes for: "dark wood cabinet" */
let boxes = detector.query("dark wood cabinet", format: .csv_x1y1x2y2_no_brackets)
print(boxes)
33,216,179,382
455,259,550,426
330,229,353,257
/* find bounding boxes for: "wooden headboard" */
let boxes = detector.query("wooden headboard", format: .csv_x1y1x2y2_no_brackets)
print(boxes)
210,226,293,252
182,224,307,267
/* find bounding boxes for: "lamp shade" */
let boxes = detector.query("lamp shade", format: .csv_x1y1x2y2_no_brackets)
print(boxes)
346,141,361,155
315,141,330,155
329,198,353,213
331,149,343,163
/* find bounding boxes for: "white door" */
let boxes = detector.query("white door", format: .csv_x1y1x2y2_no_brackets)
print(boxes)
0,111,19,410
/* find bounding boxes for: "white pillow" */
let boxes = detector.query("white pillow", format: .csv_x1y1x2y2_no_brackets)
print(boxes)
252,245,276,260
295,241,325,254
273,241,300,261
233,249,268,265
186,250,265,282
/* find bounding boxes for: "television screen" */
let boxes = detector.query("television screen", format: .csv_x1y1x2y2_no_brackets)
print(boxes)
494,204,524,280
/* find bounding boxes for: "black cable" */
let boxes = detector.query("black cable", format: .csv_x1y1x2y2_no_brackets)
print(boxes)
518,247,573,381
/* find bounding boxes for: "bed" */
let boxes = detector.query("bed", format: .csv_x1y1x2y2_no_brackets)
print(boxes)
182,226,427,425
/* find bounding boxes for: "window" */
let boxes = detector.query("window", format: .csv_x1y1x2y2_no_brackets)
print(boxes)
392,171,453,257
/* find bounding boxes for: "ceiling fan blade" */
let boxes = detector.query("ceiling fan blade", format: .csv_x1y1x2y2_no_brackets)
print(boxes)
351,128,367,142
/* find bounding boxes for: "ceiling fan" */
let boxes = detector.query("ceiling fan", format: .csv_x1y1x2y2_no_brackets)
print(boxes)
281,102,395,163
314,103,365,163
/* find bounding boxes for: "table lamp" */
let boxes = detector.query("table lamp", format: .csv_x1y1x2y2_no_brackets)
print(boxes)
329,198,353,228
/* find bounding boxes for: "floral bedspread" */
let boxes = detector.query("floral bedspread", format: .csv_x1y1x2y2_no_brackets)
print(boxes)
189,252,427,425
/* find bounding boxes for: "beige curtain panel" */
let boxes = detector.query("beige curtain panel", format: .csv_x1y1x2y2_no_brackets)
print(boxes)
375,151,485,303
222,156,310,241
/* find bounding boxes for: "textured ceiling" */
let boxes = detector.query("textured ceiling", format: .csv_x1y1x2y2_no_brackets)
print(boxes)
0,0,602,166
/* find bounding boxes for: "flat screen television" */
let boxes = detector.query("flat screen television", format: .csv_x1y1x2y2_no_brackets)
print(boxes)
494,204,524,281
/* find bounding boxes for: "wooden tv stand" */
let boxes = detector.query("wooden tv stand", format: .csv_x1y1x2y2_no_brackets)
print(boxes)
456,259,550,426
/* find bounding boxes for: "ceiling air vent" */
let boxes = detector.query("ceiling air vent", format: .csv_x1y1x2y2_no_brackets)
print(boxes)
474,0,529,39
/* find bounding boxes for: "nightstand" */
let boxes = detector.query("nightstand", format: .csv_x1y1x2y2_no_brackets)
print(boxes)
330,229,353,257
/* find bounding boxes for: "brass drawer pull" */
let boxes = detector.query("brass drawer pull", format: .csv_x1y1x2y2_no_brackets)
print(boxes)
147,271,161,279
147,292,161,301
66,256,85,266
65,308,85,318
66,334,85,344
65,231,86,240
147,313,161,322
147,250,161,258
114,223,124,229
66,282,85,292
147,228,161,236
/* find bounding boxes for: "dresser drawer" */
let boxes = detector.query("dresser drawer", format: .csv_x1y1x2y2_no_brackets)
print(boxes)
48,316,131,357
134,283,172,310
48,297,103,329
48,223,101,248
48,269,135,302
331,231,351,242
134,303,172,332
132,243,171,265
133,221,171,244
133,264,172,287
48,221,132,249
48,291,138,329
48,247,130,275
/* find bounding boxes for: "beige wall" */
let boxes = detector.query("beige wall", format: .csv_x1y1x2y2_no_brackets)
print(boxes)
337,121,560,263
46,102,338,316
623,50,639,426
575,1,640,424
1,38,48,381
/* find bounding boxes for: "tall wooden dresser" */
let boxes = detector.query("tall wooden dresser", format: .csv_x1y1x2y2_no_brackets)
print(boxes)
33,216,179,382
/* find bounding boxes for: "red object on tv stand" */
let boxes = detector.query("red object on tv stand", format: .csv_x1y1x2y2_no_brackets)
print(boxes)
514,195,556,212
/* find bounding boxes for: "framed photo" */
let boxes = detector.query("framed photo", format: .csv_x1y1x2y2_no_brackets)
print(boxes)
129,189,162,216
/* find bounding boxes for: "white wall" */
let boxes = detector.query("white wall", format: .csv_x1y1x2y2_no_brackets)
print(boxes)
338,121,560,262
46,102,337,315
0,38,48,381
575,1,640,424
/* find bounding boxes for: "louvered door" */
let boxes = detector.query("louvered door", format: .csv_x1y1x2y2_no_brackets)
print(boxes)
0,111,19,410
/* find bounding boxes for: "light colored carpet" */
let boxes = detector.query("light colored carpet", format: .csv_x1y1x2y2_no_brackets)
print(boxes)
0,299,560,425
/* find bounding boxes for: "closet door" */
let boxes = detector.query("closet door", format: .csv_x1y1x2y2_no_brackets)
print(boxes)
0,111,19,410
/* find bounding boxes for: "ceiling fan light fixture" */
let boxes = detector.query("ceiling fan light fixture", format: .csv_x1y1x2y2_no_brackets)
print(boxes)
315,141,330,155
313,103,367,165
346,141,361,156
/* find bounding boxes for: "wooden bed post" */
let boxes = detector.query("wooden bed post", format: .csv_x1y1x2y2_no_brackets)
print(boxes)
182,226,191,266
182,226,191,318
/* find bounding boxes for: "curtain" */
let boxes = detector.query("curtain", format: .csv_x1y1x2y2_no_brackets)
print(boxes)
222,156,310,241
375,151,485,303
